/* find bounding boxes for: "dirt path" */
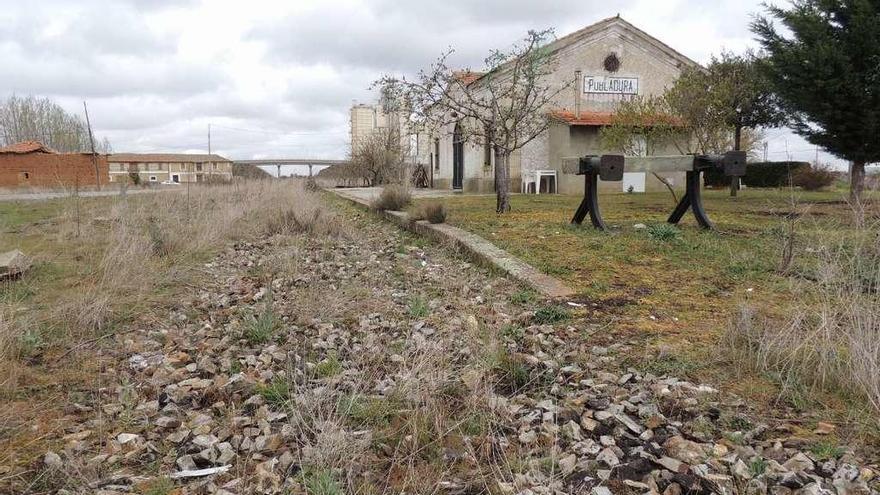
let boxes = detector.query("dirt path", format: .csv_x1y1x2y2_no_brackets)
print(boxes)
9,199,878,494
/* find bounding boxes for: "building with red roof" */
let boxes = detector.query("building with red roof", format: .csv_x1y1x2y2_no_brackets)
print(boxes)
0,141,108,189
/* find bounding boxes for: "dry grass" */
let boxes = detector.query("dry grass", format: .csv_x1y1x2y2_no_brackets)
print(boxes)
371,184,411,212
410,201,448,224
0,179,339,466
725,221,880,416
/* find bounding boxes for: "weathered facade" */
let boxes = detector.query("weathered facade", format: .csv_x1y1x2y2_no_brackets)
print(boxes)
0,141,108,189
421,16,698,194
107,153,233,184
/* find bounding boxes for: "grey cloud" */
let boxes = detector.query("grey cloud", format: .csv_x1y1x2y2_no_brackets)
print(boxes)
0,3,175,58
251,0,638,75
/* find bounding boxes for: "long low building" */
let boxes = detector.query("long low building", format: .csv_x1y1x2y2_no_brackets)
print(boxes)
108,153,233,184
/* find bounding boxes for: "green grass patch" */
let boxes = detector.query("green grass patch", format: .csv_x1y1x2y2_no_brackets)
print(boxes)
533,305,569,324
646,223,680,242
510,288,537,305
315,353,343,378
809,441,845,461
300,469,344,495
337,394,400,426
256,377,291,408
243,302,281,345
407,295,429,318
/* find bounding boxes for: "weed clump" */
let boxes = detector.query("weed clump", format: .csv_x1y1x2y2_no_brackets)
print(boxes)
243,301,281,344
256,377,291,407
407,295,429,318
646,223,680,242
371,185,411,211
533,305,569,324
411,202,447,224
792,163,836,191
315,353,343,378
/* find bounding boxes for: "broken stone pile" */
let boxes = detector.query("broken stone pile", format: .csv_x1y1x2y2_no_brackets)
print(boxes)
36,214,878,495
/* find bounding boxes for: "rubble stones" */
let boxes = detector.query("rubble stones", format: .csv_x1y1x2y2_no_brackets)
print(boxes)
25,204,880,495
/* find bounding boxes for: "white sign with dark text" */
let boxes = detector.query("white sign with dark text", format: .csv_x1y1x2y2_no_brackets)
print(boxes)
584,76,639,95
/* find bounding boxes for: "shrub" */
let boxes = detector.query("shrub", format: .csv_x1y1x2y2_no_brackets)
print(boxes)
704,161,809,188
371,185,411,211
792,163,837,191
646,223,680,242
411,202,447,224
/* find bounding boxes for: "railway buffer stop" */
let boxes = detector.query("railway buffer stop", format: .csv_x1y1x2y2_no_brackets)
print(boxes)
565,151,747,230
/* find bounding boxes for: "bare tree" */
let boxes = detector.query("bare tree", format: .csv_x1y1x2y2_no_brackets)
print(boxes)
0,95,111,152
379,29,568,213
350,126,408,186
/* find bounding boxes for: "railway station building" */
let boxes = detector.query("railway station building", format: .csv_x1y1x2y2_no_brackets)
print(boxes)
422,16,699,194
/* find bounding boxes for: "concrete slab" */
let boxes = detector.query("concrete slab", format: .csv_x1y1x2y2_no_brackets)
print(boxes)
330,187,476,204
331,188,575,299
0,250,31,279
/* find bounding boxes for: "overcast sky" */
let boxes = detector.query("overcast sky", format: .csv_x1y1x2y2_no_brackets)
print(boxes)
0,0,842,165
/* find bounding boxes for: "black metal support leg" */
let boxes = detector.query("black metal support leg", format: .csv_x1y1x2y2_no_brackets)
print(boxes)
667,171,713,229
571,172,607,230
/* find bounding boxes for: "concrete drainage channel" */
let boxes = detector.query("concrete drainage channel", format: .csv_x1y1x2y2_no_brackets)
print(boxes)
331,189,575,299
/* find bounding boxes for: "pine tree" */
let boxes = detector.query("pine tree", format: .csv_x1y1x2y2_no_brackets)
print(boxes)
753,0,880,202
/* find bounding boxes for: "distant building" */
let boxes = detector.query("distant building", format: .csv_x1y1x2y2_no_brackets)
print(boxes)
0,140,108,188
350,103,393,147
418,16,699,194
107,153,233,183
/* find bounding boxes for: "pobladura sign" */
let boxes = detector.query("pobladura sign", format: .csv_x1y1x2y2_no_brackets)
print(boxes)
584,76,639,95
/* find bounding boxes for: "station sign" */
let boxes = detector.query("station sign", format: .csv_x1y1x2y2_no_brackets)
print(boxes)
584,76,639,95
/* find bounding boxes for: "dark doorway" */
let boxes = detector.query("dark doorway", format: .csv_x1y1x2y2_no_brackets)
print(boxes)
452,123,464,189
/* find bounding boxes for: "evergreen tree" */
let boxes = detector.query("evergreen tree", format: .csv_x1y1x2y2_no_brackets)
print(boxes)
753,0,880,202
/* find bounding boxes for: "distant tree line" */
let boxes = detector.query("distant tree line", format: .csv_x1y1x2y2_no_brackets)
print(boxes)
0,95,112,153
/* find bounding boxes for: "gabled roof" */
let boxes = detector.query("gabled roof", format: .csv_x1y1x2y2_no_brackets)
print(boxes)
0,140,56,154
108,153,231,163
550,109,684,127
466,16,699,88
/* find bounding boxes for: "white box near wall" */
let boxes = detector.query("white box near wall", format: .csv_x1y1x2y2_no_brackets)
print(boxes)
622,172,646,193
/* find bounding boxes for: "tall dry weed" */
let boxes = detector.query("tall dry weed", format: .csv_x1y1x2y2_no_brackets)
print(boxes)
1,180,341,370
726,221,880,414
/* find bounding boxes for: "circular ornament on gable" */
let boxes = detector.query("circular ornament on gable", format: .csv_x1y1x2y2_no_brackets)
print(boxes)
603,53,621,73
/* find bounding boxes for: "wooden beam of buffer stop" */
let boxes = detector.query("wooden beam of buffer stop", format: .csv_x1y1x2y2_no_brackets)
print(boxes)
561,152,747,230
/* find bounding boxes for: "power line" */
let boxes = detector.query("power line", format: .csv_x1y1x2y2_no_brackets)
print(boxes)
209,124,348,136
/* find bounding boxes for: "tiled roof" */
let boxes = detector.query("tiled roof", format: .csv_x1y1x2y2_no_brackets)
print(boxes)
0,140,56,154
452,70,485,86
550,110,616,126
108,153,231,163
550,109,684,127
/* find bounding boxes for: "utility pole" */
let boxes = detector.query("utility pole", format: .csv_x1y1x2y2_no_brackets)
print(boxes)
208,124,212,154
763,141,768,162
83,101,101,191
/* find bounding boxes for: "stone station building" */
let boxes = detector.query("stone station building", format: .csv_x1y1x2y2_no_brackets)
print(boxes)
421,16,699,195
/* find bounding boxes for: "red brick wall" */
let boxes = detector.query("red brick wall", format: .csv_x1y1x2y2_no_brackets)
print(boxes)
0,153,109,188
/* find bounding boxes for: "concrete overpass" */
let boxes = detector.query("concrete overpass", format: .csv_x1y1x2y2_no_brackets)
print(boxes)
234,158,348,177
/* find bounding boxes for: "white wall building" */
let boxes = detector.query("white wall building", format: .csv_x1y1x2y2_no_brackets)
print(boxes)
421,16,699,194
